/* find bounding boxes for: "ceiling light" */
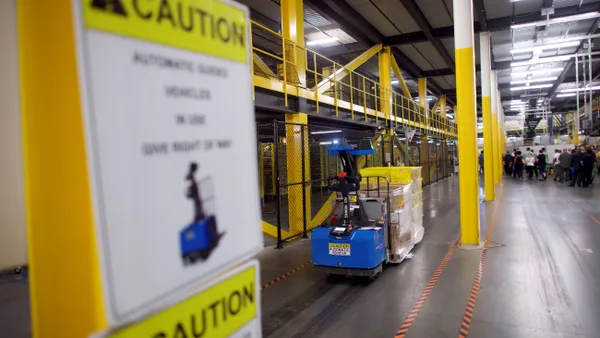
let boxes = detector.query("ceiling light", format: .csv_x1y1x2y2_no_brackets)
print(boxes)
510,84,553,91
511,12,600,29
510,77,558,85
414,97,433,101
511,68,564,77
556,93,583,97
311,129,342,134
510,41,581,54
520,93,548,97
510,55,572,67
306,37,338,46
559,86,600,93
391,80,399,84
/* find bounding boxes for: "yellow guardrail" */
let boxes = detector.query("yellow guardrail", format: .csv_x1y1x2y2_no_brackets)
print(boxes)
250,21,457,139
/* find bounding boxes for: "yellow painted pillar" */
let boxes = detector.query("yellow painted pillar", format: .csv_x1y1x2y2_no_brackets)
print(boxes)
440,95,447,118
285,113,311,235
573,111,580,145
454,105,458,123
418,78,428,108
379,46,393,124
493,84,502,183
281,0,306,86
420,136,431,185
18,1,107,336
479,32,494,201
453,0,481,246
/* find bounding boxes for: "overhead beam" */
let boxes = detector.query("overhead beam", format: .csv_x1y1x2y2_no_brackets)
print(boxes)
311,42,367,57
473,0,488,31
305,0,449,100
548,18,600,98
399,0,455,71
383,3,600,46
487,2,600,31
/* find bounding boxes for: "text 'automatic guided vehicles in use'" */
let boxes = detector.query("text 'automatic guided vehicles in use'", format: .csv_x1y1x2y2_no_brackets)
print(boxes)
311,141,424,278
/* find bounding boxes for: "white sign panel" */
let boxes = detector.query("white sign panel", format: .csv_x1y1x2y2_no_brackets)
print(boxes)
73,0,262,325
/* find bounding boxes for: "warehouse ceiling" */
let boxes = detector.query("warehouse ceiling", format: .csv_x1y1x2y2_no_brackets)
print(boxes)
241,0,600,116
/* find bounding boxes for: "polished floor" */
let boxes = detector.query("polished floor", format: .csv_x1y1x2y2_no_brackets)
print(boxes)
258,174,600,337
2,174,600,337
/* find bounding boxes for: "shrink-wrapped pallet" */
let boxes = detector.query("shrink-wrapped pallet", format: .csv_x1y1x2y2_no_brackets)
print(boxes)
389,221,414,261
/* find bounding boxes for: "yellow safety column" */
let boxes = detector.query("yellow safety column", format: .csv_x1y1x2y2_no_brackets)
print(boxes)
420,136,431,185
379,46,393,124
281,0,306,86
19,1,106,337
491,73,501,183
418,78,428,108
453,0,480,246
440,95,447,117
282,0,310,235
480,32,494,201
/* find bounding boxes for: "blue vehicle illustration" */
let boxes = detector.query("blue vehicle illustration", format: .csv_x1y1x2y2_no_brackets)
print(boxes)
180,162,224,265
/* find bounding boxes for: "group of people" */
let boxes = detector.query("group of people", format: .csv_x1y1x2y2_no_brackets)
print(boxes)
502,146,598,188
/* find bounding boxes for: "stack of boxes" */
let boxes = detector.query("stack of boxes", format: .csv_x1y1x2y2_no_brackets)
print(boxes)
359,166,425,263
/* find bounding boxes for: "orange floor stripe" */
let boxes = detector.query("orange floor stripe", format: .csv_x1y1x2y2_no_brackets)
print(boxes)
260,259,312,291
455,188,503,338
393,236,461,337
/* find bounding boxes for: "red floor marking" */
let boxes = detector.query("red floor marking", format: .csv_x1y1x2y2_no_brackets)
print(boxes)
393,236,461,338
554,186,600,226
456,190,503,338
260,260,312,291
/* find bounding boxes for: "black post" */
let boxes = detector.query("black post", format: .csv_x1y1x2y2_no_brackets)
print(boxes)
274,120,283,249
301,125,308,238
381,133,385,166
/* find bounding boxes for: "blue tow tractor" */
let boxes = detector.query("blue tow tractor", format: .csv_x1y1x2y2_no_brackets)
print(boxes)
311,141,392,279
179,162,225,265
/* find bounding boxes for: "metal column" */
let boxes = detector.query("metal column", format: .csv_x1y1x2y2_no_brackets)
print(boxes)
281,0,306,86
379,46,393,128
453,0,481,246
491,70,501,185
480,32,494,201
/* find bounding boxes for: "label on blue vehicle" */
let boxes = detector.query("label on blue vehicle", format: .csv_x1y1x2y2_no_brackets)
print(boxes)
329,243,351,256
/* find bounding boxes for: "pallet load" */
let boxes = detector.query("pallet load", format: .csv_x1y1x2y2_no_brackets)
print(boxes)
358,167,425,262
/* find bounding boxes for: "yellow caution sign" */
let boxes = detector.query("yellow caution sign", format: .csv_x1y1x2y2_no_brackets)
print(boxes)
83,0,248,63
105,263,258,338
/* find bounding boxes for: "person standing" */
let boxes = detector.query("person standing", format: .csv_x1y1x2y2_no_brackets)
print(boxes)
514,151,524,179
503,151,513,176
525,152,536,180
537,149,547,181
552,149,561,181
479,150,484,174
569,148,583,187
581,149,598,187
557,148,572,183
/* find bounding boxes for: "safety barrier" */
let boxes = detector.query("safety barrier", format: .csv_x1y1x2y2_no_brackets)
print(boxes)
250,21,457,139
256,122,457,248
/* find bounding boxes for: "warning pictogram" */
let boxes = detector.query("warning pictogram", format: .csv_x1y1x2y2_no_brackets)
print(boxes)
91,0,128,16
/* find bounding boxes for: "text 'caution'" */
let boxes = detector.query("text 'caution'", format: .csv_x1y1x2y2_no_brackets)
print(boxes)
83,0,248,63
108,265,257,338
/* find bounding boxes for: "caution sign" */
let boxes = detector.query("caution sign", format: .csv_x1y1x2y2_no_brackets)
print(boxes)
96,260,260,338
83,0,248,63
73,0,261,327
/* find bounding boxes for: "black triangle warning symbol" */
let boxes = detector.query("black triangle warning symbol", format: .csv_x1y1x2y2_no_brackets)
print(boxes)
91,0,128,16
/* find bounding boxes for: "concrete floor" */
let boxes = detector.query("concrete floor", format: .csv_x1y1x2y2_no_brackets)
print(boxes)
3,174,600,337
258,175,600,337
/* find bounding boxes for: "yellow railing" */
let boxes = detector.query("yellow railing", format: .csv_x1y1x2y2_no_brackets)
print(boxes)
250,21,457,138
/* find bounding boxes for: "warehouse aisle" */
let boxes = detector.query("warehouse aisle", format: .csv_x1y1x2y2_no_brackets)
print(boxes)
259,176,600,338
258,176,463,337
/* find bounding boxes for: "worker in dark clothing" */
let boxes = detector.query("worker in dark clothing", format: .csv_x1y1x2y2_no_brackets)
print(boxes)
581,149,598,187
557,148,572,183
569,149,583,187
503,151,513,176
537,149,547,181
513,151,524,179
